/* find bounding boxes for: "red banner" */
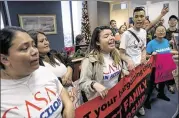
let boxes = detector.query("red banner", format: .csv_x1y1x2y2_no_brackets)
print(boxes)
75,57,154,118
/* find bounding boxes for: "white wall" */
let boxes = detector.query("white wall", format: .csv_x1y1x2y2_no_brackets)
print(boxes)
88,1,98,33
110,1,130,28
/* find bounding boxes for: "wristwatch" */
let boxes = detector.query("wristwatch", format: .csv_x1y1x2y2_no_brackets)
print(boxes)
91,81,96,90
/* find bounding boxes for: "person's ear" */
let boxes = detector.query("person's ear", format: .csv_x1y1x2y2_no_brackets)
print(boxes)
132,17,134,21
1,54,10,67
96,42,100,46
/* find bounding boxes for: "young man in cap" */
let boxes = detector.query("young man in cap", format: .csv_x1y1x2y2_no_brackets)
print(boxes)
110,20,118,36
166,15,179,94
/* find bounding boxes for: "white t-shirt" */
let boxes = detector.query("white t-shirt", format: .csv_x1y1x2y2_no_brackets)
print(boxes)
43,58,67,78
102,54,121,89
120,27,147,66
1,66,63,118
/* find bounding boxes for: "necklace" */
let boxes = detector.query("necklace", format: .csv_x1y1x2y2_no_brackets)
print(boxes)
1,70,35,96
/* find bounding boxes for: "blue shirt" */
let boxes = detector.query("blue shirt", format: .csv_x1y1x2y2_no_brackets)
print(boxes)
146,38,171,54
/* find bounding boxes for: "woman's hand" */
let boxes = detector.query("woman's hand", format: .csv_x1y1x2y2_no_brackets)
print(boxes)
62,67,73,86
93,82,108,99
152,52,157,55
141,58,147,64
62,72,72,85
127,60,135,70
61,88,75,118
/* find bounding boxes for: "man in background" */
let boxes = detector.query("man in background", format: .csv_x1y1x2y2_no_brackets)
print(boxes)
166,15,179,42
110,20,118,36
166,15,179,94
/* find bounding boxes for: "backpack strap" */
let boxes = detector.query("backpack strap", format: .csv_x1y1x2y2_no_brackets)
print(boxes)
128,30,140,43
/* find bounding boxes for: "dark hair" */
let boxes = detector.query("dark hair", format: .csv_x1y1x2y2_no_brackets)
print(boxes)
110,20,116,25
0,26,27,69
128,23,134,28
75,34,84,52
169,15,178,21
27,30,46,47
75,34,84,45
50,49,58,54
133,7,145,16
145,19,151,23
87,26,121,65
88,26,111,52
145,16,151,23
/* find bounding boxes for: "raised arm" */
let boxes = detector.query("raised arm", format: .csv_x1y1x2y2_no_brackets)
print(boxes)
146,7,169,31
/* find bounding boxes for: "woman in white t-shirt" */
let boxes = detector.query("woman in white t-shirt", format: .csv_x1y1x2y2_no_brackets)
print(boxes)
0,26,74,118
28,30,73,86
79,26,129,101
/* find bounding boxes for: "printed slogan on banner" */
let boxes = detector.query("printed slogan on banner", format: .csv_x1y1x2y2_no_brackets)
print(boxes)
75,57,154,118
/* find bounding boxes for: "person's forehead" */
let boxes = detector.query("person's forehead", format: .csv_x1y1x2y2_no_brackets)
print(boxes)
170,18,177,21
101,29,112,34
134,11,145,15
12,31,32,46
38,33,46,37
38,33,46,40
156,26,165,30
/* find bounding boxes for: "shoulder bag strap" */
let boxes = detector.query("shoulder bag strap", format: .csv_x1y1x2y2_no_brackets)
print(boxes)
128,30,140,43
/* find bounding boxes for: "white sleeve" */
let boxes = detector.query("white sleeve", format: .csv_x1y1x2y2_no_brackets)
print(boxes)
119,31,129,50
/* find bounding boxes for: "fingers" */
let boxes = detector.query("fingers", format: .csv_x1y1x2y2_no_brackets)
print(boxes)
128,64,135,70
62,79,67,85
67,79,73,85
163,7,168,11
62,75,72,86
100,89,108,99
64,81,72,86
